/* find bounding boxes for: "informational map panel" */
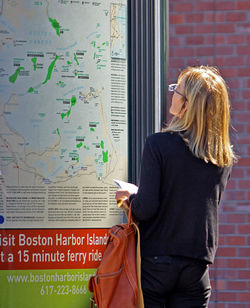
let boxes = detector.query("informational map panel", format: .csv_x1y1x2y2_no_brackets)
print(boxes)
0,1,128,307
0,0,127,228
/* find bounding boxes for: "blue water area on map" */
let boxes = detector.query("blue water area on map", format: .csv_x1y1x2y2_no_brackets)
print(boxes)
0,216,5,224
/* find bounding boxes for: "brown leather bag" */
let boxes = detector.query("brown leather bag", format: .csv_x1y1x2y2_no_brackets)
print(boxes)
88,199,144,308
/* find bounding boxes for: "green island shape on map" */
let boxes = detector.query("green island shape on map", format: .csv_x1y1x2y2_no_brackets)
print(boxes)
49,18,61,36
102,150,108,163
9,67,25,83
32,57,37,71
61,113,67,120
42,55,59,84
28,87,34,93
56,81,66,88
71,96,76,106
74,53,79,65
61,96,77,120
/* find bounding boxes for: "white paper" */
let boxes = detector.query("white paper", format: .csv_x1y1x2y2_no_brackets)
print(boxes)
113,179,138,194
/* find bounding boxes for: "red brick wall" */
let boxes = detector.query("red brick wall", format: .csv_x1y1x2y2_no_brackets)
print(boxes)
167,1,250,307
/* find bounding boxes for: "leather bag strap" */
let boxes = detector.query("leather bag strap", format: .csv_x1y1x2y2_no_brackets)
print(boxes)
129,199,144,307
128,201,132,224
132,221,144,308
90,296,94,308
117,197,144,308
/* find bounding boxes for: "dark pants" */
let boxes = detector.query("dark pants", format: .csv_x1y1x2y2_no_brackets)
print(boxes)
141,256,211,308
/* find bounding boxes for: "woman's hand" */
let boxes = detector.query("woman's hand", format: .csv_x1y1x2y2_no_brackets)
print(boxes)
115,189,130,201
115,190,130,214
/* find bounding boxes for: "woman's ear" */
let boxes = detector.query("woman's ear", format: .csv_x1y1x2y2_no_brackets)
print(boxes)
179,101,189,118
182,101,189,113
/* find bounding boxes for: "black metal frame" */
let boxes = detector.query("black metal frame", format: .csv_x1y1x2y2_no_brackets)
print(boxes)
128,0,167,184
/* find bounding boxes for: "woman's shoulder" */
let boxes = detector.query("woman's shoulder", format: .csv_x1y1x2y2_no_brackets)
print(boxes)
147,131,183,145
145,131,185,155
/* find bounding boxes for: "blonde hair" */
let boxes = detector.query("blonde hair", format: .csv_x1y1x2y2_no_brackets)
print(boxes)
165,65,236,167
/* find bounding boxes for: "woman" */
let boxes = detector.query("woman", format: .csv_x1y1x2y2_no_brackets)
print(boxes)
116,66,236,308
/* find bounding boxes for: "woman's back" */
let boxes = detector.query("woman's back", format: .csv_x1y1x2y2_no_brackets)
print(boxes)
132,131,231,264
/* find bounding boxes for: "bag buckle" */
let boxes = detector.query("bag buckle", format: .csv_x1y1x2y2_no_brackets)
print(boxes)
90,296,96,307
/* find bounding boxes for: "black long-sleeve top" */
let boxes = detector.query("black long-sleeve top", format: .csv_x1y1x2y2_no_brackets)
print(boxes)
129,132,231,264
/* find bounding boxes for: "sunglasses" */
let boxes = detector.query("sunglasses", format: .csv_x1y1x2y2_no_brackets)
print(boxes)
168,83,186,99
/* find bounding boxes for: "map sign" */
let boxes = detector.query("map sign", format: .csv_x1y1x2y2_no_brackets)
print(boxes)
0,1,128,307
0,0,128,229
